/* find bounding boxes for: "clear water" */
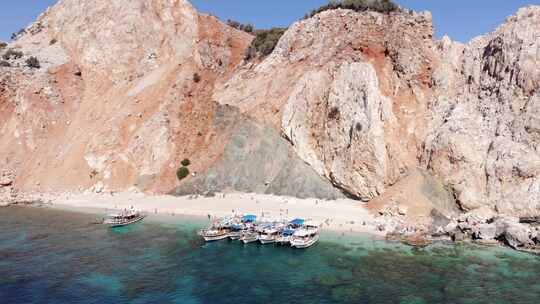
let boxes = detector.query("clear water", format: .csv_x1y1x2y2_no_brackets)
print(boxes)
1,206,540,304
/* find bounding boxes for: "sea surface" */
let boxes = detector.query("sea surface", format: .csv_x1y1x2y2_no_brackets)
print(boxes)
1,206,540,304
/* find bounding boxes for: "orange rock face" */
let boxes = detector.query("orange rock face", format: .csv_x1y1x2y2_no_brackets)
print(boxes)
0,0,252,193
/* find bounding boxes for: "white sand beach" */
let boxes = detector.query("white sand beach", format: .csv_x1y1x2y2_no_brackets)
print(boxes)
45,192,386,236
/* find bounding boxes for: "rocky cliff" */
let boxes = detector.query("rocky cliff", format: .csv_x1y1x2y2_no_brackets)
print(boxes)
1,1,539,222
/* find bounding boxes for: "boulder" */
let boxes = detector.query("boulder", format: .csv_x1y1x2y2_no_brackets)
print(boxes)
452,230,466,242
472,223,497,240
0,171,14,187
495,218,534,249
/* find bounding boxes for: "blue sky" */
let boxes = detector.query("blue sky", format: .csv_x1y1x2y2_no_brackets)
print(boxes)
0,0,538,42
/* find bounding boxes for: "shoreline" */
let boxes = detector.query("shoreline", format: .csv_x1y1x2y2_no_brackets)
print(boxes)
37,191,388,239
4,193,538,255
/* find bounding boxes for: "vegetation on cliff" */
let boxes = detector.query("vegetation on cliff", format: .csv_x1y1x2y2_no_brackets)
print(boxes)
2,49,23,60
26,56,40,69
177,167,190,181
244,27,287,60
306,0,399,19
226,20,254,33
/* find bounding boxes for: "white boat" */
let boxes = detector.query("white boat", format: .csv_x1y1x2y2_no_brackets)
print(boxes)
230,214,257,240
276,228,296,245
228,224,244,240
200,227,230,241
200,217,233,242
240,230,259,244
259,226,280,244
290,221,320,249
104,210,145,228
277,218,304,245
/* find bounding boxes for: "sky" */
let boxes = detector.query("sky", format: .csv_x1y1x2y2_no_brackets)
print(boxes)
0,0,538,42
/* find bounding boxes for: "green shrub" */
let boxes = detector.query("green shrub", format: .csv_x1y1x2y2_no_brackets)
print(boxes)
226,20,254,33
306,0,399,19
193,73,201,83
245,27,287,60
0,42,7,49
49,38,57,45
2,49,23,60
177,166,190,181
181,158,191,166
26,56,40,69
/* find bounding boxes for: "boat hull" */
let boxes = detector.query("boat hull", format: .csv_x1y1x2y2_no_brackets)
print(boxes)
228,231,242,240
291,235,319,249
275,237,291,245
241,236,259,244
203,234,229,242
108,215,145,228
259,237,276,244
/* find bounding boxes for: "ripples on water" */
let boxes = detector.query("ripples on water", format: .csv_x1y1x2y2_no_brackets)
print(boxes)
1,206,540,304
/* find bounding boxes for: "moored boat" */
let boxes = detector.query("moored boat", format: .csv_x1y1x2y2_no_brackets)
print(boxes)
228,223,244,240
240,229,259,244
230,214,257,240
200,227,230,241
259,225,281,244
104,209,145,228
276,228,295,245
290,221,320,249
200,217,234,242
276,218,304,245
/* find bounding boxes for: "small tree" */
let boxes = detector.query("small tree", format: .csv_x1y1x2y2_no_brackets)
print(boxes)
26,56,40,69
2,49,23,60
0,61,10,67
193,73,201,83
245,28,287,60
177,166,190,181
0,42,7,49
181,158,191,166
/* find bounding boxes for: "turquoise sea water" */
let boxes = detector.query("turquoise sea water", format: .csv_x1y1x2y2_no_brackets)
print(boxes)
1,206,540,304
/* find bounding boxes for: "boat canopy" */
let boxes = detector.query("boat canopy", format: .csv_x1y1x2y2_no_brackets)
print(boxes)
263,228,280,234
282,228,295,236
232,224,243,230
242,214,257,222
289,218,305,226
107,210,138,218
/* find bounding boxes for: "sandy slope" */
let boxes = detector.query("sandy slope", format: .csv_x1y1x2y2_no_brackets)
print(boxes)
48,192,385,236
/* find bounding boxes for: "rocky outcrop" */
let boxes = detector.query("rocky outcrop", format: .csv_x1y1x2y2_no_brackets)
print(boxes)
0,0,253,194
173,106,345,199
216,9,436,201
495,218,535,249
424,6,540,214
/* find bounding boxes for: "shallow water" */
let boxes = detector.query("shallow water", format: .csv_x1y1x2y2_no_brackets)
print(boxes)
1,206,539,304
